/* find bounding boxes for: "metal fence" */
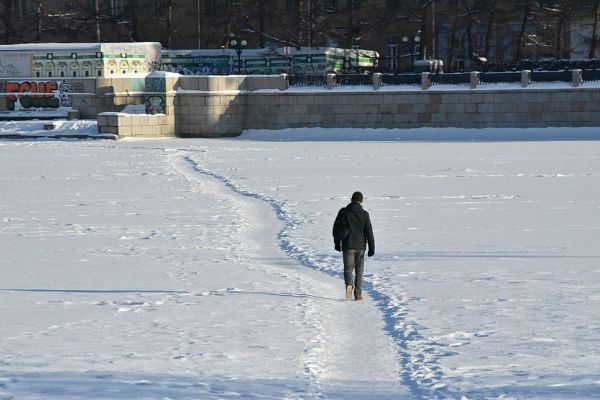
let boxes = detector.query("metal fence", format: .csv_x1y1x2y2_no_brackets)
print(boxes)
288,69,600,88
430,73,470,85
531,70,572,83
381,74,421,86
582,69,600,82
335,74,373,86
288,75,326,88
479,72,521,84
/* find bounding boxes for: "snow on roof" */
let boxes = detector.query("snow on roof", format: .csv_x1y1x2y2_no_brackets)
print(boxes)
0,42,160,53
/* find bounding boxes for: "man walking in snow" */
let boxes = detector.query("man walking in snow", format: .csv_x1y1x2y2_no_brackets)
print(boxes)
333,191,375,301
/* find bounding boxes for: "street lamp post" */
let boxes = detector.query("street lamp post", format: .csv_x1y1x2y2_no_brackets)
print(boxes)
402,31,421,72
229,38,247,74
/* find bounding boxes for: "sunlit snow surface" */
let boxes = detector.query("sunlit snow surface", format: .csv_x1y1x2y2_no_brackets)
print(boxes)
1,128,599,399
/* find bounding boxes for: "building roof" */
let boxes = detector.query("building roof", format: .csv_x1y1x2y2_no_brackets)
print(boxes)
0,43,160,53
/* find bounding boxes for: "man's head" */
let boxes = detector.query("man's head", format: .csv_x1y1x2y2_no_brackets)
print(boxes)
351,191,363,203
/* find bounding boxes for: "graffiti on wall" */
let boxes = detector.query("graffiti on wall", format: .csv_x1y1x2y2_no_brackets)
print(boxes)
162,56,233,75
145,96,165,114
0,80,73,111
145,77,166,93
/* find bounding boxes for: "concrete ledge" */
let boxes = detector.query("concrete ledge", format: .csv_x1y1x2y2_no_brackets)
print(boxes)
98,111,174,138
178,75,287,92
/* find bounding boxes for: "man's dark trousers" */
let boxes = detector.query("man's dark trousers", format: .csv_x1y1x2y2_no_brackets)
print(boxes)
343,249,365,297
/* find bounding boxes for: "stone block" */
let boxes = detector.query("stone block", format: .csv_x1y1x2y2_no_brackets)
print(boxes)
152,125,163,136
195,77,208,91
118,126,132,136
313,95,330,105
397,104,414,113
206,77,220,92
100,126,118,134
463,103,477,113
222,76,239,91
106,115,119,126
138,115,150,126
97,114,109,127
95,78,113,95
166,114,175,127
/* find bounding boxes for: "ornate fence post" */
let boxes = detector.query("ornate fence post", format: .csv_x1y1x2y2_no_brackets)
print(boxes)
326,73,336,90
521,70,531,88
470,71,480,89
280,73,289,91
421,72,431,90
373,73,382,91
572,69,583,87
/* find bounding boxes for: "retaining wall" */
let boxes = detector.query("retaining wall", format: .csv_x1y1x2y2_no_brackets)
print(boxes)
171,77,600,137
240,88,600,131
5,74,597,137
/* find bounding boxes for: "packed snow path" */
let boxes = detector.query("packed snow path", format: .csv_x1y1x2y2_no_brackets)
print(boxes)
169,152,406,398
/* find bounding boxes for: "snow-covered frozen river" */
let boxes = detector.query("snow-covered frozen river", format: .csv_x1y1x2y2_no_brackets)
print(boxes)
1,130,599,399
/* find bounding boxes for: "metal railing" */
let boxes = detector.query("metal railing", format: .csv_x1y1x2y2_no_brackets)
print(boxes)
381,74,421,86
430,73,470,85
479,72,521,84
335,74,373,86
288,75,326,88
531,70,572,83
582,69,600,82
287,69,600,88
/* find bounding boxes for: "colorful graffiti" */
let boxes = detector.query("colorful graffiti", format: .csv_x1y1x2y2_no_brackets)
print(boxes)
145,77,166,93
1,80,73,111
145,95,165,114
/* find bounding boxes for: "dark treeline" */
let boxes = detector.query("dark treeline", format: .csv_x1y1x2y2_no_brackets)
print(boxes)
1,1,598,71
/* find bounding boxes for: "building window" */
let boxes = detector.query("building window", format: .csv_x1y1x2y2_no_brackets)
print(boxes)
387,38,398,71
206,0,216,15
110,0,124,16
325,0,337,12
286,0,297,13
386,0,400,13
16,0,28,17
156,0,165,17
474,32,486,50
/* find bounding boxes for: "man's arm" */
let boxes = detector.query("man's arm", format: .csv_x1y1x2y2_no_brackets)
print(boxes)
365,212,375,256
332,209,343,251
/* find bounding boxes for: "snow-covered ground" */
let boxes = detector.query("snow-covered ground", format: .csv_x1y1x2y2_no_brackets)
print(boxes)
1,127,599,399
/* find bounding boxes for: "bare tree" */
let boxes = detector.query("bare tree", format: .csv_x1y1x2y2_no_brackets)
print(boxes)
515,0,534,61
590,0,600,58
1,0,13,43
483,0,497,60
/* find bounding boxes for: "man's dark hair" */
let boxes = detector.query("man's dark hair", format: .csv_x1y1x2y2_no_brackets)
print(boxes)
351,191,363,202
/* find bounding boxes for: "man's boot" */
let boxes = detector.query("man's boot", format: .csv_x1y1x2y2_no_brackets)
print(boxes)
345,284,353,300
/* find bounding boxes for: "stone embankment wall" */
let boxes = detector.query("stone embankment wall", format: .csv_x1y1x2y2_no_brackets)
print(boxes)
244,88,600,131
3,73,598,137
171,74,600,137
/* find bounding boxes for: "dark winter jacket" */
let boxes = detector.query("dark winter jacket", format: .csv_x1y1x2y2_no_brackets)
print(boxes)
333,202,375,252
